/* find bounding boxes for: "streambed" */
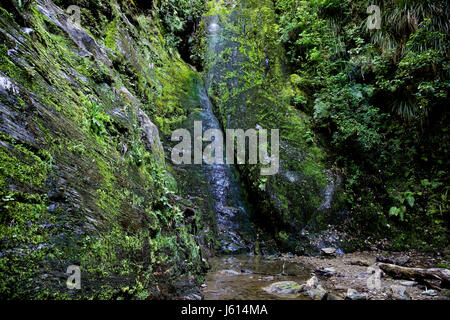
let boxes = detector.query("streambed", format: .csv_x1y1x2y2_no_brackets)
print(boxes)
203,255,312,300
202,252,449,300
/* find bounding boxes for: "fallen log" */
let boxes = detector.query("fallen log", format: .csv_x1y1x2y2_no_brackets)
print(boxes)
378,263,450,289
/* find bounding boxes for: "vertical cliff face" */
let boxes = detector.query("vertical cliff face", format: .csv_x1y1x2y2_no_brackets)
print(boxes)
0,0,207,299
201,0,344,253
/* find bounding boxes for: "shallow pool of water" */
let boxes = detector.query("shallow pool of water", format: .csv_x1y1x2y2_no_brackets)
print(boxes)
203,255,313,300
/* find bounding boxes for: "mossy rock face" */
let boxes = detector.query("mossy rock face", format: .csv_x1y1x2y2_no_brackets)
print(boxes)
201,0,343,252
0,0,207,299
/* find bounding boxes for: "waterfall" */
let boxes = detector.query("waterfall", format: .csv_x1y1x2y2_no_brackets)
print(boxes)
196,84,253,253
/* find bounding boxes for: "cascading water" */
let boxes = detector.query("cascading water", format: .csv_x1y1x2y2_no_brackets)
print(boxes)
171,14,255,254
196,84,254,253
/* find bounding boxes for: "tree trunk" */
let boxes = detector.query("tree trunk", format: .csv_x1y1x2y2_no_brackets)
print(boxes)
378,263,450,289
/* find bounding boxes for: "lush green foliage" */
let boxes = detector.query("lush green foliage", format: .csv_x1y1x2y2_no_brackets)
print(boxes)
275,0,449,250
153,0,206,50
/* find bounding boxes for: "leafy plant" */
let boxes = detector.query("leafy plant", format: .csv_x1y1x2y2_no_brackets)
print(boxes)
275,0,449,250
86,100,110,135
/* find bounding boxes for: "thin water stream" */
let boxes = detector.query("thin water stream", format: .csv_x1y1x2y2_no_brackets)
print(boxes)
197,84,253,253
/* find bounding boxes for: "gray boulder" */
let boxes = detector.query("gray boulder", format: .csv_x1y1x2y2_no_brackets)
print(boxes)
390,285,411,300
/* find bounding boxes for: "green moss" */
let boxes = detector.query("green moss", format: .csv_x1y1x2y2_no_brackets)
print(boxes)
0,0,207,299
0,133,57,299
104,19,119,52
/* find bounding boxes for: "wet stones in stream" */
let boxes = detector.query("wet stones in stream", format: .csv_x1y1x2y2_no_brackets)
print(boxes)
204,252,449,300
203,255,326,300
203,255,311,300
263,281,302,297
